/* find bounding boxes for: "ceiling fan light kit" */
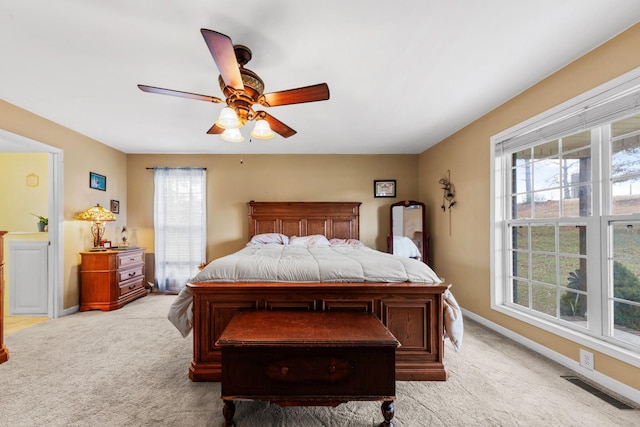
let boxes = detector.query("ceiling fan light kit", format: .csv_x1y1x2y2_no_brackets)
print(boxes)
249,120,275,140
138,29,330,142
220,128,244,143
215,107,242,129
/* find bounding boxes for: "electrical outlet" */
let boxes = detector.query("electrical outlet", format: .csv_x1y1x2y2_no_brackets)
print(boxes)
580,349,594,371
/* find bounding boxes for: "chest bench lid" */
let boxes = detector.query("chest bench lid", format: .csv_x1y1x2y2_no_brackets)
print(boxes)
217,311,399,348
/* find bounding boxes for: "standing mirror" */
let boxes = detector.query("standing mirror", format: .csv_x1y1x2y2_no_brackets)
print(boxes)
388,200,428,265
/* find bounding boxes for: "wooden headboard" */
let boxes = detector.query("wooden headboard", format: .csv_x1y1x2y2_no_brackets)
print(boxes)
248,202,361,240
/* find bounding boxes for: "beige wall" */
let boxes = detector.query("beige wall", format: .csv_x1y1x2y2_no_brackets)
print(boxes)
0,101,128,309
0,153,49,231
418,23,640,392
127,154,419,261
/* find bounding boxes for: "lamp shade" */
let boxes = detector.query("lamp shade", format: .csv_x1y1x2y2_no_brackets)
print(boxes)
76,204,117,222
250,119,275,139
220,128,244,142
76,204,116,249
215,107,241,129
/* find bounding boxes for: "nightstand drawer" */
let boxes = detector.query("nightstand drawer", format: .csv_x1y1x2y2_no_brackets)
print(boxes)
119,276,145,298
117,265,144,283
117,251,144,268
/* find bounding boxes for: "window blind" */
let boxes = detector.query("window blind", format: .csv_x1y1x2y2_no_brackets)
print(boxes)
495,69,640,153
153,167,206,292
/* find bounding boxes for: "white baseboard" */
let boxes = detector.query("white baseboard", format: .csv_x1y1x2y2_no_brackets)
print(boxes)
60,305,79,317
462,309,640,406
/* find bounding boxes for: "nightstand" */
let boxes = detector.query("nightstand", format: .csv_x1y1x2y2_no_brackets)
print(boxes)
79,248,147,311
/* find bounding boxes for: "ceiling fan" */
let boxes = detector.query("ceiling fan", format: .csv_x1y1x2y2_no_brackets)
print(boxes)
138,29,330,140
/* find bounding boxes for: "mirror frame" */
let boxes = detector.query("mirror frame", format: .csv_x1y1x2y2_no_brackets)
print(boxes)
388,200,428,265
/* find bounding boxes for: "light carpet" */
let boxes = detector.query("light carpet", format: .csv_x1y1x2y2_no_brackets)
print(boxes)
0,294,637,427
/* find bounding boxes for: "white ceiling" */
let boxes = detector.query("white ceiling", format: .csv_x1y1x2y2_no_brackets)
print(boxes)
1,1,639,154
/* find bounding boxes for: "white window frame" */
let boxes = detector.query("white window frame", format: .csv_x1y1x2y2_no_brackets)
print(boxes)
491,67,640,369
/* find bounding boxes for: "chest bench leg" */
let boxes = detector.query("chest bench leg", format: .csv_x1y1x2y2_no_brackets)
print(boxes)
381,399,395,426
223,399,235,426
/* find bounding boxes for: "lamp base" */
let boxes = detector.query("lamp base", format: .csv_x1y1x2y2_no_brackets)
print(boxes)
89,247,107,252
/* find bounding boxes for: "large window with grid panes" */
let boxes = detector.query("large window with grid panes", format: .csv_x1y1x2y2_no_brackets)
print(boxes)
492,72,640,358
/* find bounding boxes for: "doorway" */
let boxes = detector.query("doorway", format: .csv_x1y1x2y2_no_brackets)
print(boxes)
0,129,64,319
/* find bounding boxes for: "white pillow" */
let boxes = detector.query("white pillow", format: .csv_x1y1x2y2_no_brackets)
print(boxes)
289,235,331,246
248,233,289,245
329,238,364,247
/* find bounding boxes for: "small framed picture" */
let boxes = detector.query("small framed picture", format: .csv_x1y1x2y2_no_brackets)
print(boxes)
90,172,106,191
101,240,112,249
110,199,120,214
374,180,396,198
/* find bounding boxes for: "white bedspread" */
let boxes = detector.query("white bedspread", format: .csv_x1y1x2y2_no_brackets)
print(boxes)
190,244,441,284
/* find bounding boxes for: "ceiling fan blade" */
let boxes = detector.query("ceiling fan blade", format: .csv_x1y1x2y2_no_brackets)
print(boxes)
137,85,223,103
207,123,225,135
259,112,297,138
200,29,244,91
259,83,330,107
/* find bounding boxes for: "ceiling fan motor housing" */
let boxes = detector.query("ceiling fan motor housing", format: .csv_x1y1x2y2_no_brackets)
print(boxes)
218,66,264,124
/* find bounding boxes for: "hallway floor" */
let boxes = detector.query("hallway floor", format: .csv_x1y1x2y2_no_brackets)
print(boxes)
4,315,48,335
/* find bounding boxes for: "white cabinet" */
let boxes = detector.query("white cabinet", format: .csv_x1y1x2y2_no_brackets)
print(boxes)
9,241,48,315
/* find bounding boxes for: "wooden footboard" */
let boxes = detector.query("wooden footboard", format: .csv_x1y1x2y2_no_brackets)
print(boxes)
187,281,448,382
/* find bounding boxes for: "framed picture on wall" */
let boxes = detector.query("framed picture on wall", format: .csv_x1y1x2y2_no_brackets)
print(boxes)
110,199,120,214
374,180,396,198
90,172,106,191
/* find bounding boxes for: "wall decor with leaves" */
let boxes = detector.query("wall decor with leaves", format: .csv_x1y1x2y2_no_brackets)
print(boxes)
439,170,456,235
439,170,456,211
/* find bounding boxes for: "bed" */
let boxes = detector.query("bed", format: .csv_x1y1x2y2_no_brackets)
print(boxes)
172,201,459,382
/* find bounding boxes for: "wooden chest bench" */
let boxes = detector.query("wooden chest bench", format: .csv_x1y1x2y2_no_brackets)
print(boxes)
216,310,400,426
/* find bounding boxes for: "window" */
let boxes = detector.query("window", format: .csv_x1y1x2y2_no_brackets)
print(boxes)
509,132,591,328
153,167,206,292
492,69,640,361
